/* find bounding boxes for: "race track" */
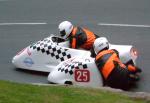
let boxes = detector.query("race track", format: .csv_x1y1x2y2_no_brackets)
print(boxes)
0,0,150,92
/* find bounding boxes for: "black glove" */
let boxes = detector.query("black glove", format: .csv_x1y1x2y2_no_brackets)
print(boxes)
136,67,142,73
129,73,140,81
90,47,96,57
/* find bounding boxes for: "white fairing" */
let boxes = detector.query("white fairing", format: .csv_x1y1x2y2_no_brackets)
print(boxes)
48,57,103,88
109,44,137,65
12,34,138,73
12,35,91,72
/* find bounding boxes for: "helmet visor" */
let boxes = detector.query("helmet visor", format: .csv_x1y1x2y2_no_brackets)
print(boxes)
60,30,66,37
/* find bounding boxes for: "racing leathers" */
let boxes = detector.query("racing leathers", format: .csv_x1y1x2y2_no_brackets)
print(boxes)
68,26,98,50
95,49,141,90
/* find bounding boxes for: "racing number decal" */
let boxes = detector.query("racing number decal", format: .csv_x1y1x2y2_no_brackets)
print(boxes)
74,69,90,82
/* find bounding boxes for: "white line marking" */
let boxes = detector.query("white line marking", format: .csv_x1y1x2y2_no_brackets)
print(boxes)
98,23,150,28
0,22,47,26
0,0,12,1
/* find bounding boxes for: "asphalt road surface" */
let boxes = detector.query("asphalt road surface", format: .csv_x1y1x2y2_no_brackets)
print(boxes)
0,0,150,92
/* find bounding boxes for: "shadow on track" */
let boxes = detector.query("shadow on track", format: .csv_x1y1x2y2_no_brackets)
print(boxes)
15,68,49,76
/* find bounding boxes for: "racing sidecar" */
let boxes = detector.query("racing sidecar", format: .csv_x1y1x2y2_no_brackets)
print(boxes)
12,34,138,73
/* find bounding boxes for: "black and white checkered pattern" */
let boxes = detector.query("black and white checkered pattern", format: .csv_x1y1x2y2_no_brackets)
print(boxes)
57,61,88,75
30,38,71,61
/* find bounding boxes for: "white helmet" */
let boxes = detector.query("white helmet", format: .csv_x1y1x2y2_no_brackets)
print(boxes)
93,37,109,54
58,21,73,39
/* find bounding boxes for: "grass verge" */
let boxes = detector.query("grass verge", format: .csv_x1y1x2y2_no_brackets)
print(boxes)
0,80,148,103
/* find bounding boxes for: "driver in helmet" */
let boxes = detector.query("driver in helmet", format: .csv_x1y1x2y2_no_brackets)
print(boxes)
93,37,141,90
58,21,99,50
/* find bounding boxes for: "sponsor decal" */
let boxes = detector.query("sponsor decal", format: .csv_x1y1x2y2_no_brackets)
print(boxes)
23,57,34,67
74,69,90,82
85,58,90,62
27,48,31,56
62,57,76,66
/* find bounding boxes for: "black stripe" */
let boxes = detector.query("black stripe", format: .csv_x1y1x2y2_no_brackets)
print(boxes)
75,27,87,46
96,53,113,70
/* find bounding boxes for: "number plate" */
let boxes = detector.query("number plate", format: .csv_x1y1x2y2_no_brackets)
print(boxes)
74,69,90,82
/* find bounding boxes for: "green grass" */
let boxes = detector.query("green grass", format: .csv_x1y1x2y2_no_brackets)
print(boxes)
0,80,148,103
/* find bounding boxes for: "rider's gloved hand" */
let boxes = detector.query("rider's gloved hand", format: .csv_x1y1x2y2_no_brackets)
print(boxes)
127,64,142,74
136,67,142,73
129,73,140,81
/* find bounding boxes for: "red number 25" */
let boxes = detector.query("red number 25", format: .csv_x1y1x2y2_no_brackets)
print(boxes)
74,69,90,82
